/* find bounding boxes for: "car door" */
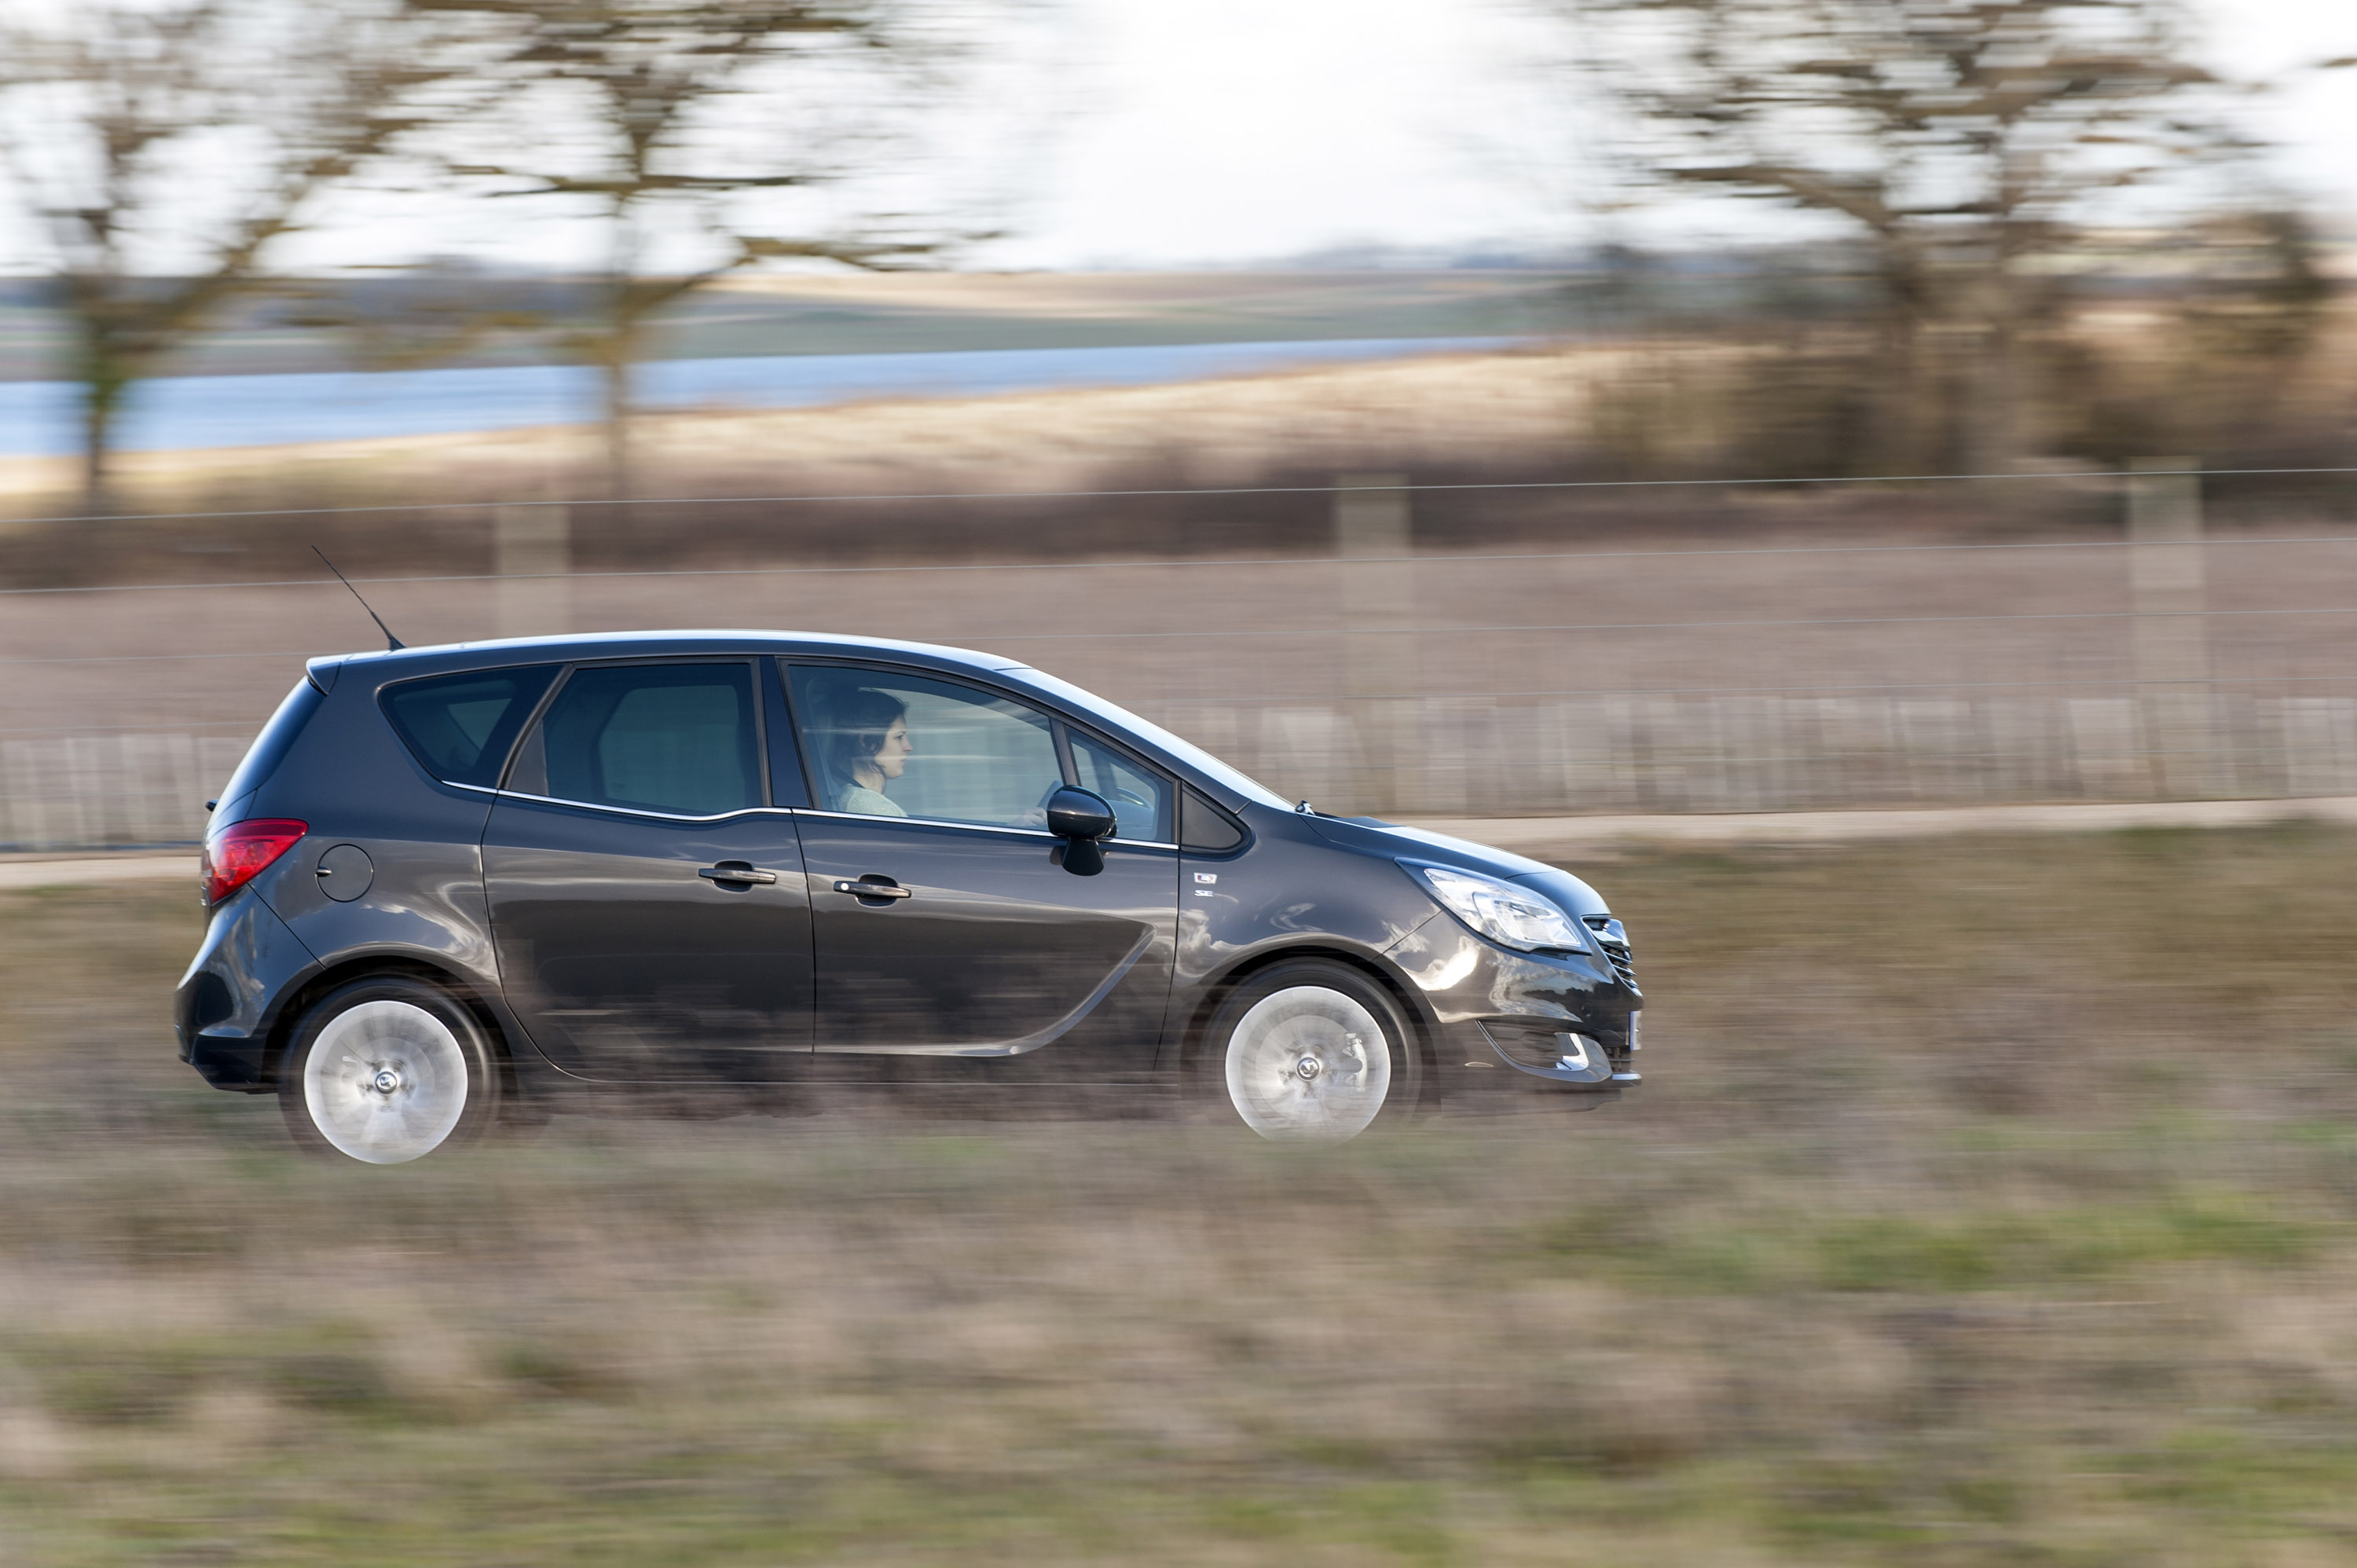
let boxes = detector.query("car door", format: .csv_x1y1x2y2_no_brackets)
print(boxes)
785,662,1177,1081
483,658,813,1081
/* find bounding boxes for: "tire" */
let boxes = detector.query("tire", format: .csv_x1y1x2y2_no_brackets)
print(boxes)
278,976,500,1164
1204,961,1419,1142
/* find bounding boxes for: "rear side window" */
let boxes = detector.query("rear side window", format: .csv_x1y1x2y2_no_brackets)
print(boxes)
519,662,761,818
380,665,557,789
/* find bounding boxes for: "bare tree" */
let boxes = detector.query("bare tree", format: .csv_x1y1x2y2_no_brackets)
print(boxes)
1553,0,2274,472
437,0,976,499
0,1,494,509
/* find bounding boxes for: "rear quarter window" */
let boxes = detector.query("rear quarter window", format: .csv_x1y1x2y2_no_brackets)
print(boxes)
379,666,558,788
216,677,325,815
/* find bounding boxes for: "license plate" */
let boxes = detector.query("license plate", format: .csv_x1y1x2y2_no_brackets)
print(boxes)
1627,1012,1640,1052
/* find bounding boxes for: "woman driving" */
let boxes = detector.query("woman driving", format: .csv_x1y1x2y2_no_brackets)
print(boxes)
822,688,914,815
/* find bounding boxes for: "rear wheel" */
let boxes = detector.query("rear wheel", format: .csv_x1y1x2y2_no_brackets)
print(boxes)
279,976,499,1164
1206,962,1417,1142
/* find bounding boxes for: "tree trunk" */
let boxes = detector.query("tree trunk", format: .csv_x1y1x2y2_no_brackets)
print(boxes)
78,352,128,517
1959,319,2018,475
599,200,643,507
1952,262,2022,475
1865,253,1931,474
599,331,636,504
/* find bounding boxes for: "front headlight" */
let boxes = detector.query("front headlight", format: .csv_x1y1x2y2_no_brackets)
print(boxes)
1406,863,1589,954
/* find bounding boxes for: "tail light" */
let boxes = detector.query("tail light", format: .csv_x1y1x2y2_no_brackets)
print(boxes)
201,819,307,907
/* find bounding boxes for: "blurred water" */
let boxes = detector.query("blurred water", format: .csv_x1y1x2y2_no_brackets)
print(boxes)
0,335,1522,456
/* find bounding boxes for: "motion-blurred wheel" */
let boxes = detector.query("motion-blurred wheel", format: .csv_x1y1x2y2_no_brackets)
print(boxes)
1210,962,1416,1142
279,976,498,1164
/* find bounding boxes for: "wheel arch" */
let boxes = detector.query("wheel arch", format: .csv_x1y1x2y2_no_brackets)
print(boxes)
1176,941,1442,1111
260,952,515,1094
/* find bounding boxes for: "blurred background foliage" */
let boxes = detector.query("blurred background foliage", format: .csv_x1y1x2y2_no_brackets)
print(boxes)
1553,0,2343,478
0,0,2347,534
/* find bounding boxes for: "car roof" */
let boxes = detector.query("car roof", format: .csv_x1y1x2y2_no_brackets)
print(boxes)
310,629,1027,687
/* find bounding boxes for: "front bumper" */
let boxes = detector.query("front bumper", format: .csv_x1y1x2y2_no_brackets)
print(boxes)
1384,913,1643,1109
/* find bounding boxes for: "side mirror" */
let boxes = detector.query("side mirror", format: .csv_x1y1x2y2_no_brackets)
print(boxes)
1046,785,1116,876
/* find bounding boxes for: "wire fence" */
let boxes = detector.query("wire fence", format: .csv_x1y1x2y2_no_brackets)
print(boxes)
10,692,2357,852
8,465,2357,848
4,460,2352,536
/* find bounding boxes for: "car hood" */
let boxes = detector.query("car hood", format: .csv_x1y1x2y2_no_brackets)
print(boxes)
1303,815,1611,919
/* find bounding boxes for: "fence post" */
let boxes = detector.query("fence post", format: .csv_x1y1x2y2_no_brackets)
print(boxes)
1335,474,1414,814
495,504,571,637
2128,457,2212,797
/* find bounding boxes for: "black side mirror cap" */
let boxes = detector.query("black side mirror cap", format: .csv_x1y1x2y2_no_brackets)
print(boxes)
1046,786,1116,876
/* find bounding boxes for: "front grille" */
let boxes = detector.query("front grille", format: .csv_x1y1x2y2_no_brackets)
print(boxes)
1584,916,1637,989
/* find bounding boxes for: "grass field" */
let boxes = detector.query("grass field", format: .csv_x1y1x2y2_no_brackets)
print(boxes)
5,826,2357,1565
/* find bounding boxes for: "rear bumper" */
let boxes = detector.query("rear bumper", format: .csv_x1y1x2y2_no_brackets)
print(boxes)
182,1032,270,1092
174,890,319,1094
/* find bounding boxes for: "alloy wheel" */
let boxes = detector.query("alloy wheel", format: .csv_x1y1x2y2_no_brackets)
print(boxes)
1222,984,1392,1141
300,998,472,1164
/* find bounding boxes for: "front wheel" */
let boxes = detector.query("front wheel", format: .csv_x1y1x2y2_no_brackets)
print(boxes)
1206,962,1418,1142
279,976,500,1164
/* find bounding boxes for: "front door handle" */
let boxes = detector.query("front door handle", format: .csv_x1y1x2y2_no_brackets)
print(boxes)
833,877,914,901
700,863,779,885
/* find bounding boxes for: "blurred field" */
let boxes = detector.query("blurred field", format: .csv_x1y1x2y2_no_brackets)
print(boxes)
5,826,2357,1564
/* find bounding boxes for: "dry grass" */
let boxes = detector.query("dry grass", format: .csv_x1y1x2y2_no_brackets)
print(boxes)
5,826,2357,1563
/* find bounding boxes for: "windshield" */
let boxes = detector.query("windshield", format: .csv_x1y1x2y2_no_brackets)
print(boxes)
997,667,1293,811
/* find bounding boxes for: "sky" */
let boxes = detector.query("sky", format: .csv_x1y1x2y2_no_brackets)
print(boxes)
973,0,1567,269
976,0,2357,269
5,0,2355,276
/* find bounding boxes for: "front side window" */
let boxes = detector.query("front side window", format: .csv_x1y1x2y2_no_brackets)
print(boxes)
1070,730,1172,842
379,665,556,789
514,662,761,818
790,666,1062,830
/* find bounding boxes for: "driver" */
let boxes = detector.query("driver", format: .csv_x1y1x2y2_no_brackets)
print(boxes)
822,688,914,815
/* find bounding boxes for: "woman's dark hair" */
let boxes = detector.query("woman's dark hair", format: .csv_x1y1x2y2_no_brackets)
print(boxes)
818,687,908,805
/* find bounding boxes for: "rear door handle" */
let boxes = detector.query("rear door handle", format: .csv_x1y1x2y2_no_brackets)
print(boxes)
700,863,779,885
832,877,914,901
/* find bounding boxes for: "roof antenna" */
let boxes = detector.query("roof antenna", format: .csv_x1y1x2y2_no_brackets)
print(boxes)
312,545,405,650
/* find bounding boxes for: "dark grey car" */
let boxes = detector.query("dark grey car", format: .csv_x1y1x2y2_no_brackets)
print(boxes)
177,632,1642,1162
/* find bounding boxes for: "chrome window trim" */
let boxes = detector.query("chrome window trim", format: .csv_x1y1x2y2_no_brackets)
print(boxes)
464,781,794,825
453,782,1179,844
792,806,1178,851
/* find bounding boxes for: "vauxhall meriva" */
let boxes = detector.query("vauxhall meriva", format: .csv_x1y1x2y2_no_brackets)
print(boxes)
178,632,1642,1163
